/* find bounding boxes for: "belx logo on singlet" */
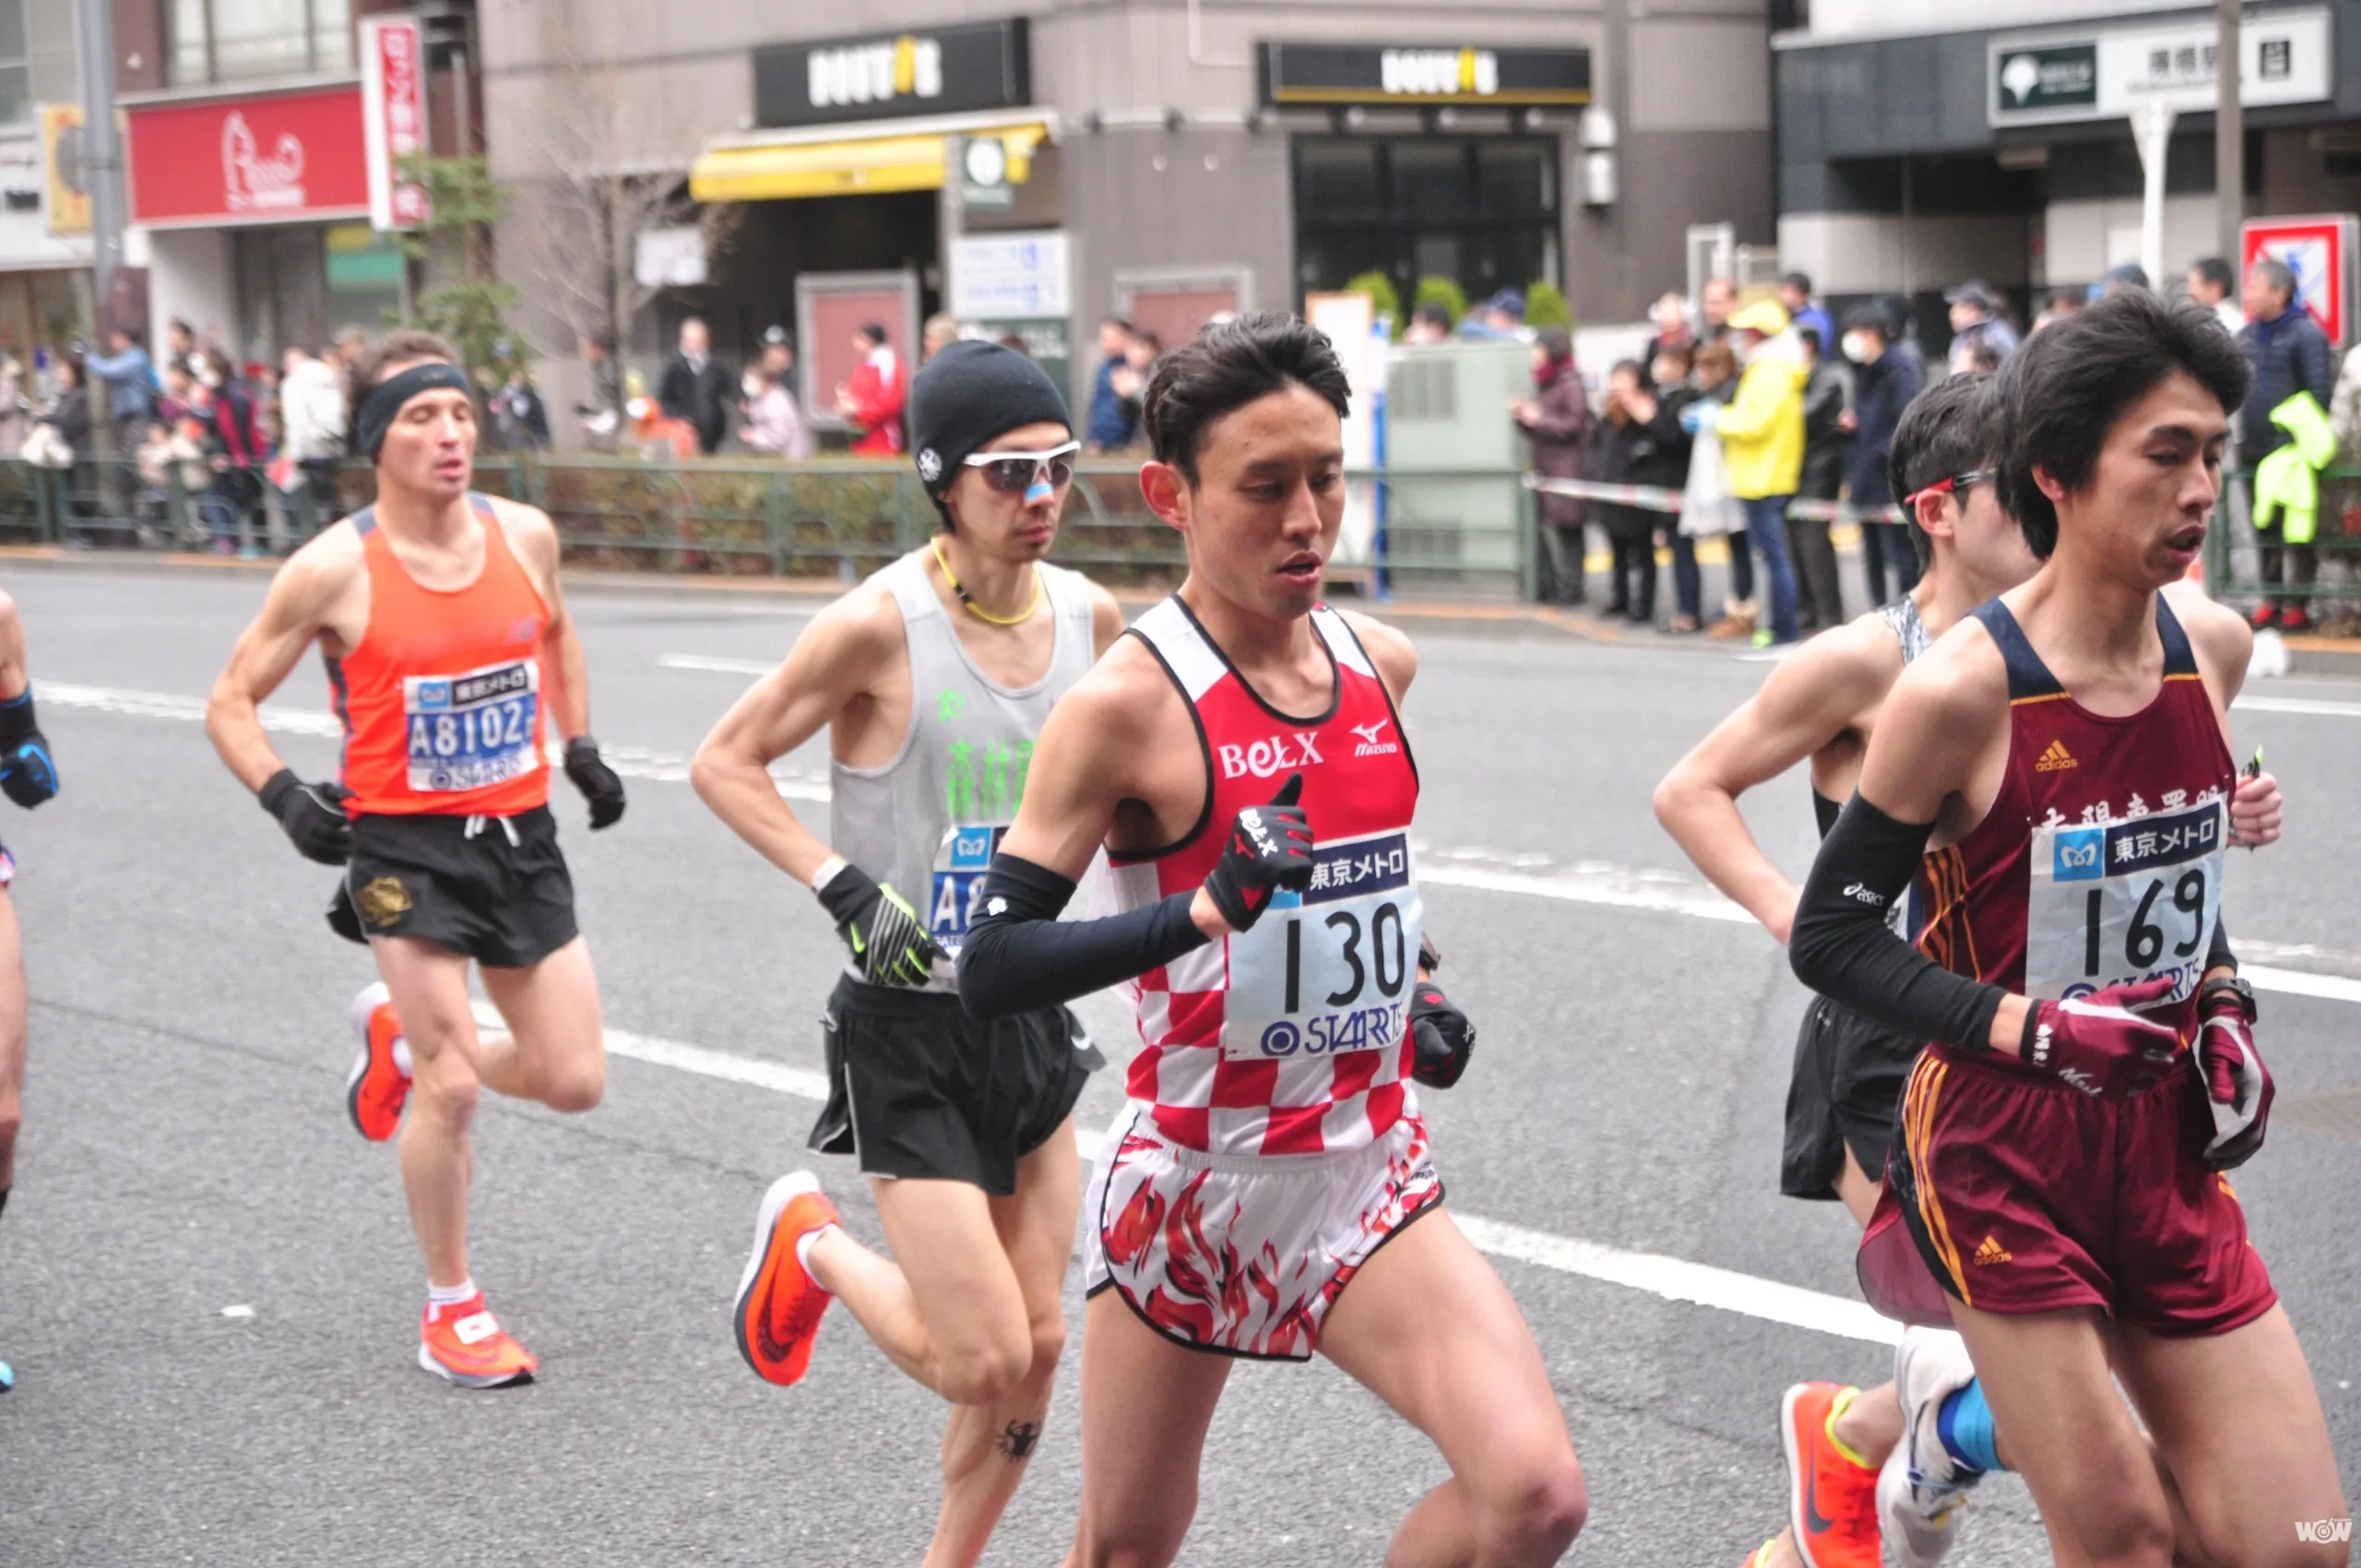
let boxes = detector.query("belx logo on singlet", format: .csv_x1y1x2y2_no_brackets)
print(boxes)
1217,731,1323,780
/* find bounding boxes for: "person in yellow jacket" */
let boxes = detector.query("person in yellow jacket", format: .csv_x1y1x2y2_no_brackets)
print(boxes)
1713,299,1809,646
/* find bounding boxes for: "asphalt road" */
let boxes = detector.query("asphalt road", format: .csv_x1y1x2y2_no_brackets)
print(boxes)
4,564,2358,1567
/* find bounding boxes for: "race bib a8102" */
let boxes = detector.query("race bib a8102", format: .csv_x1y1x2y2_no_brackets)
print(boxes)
1223,829,1424,1063
928,821,1005,956
2024,798,2224,1005
402,658,541,792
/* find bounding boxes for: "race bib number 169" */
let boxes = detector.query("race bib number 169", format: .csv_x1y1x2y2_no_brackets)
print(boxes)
2023,799,2224,1005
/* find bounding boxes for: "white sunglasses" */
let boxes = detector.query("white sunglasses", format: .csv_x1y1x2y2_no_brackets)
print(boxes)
962,440,1080,493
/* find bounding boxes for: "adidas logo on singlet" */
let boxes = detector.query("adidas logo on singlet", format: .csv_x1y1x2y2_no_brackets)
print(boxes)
1971,1235,2012,1265
2034,739,2078,772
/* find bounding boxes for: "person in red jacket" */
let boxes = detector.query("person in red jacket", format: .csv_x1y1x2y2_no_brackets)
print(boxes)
836,324,906,457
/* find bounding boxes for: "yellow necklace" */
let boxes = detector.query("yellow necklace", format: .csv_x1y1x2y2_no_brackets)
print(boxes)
931,539,1040,626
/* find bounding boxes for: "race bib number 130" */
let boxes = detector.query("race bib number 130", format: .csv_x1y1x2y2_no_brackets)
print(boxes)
1223,830,1424,1063
403,658,541,792
2024,799,2224,1005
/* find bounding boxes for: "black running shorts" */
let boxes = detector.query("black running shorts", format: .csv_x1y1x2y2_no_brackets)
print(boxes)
1780,994,1919,1202
809,976,1095,1196
328,807,579,968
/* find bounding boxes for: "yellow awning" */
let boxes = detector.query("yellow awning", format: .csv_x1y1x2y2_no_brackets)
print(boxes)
691,122,1049,204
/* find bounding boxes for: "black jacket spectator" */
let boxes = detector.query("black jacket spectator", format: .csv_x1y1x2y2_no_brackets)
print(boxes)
1845,347,1921,509
658,351,733,456
2238,304,2335,459
1798,361,1852,502
44,383,89,454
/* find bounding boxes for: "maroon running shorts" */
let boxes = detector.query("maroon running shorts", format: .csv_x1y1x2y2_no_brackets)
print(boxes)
1859,1045,2277,1336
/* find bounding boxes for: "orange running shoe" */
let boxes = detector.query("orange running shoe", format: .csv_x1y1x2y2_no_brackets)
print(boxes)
346,982,412,1142
1782,1382,1881,1568
418,1294,537,1388
733,1171,839,1386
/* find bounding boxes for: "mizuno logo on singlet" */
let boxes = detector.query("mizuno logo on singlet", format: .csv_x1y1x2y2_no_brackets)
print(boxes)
1350,719,1400,758
1218,732,1325,780
2035,739,2078,772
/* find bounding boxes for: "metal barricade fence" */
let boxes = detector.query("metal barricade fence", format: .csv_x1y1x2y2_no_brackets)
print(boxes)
0,454,1541,600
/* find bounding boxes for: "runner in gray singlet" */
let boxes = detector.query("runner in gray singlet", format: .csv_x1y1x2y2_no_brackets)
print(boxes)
691,341,1125,1566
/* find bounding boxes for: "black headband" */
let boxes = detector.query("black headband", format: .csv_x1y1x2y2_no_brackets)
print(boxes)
358,362,473,460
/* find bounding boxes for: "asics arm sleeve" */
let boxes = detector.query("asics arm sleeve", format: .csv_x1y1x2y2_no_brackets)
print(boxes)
1788,793,2007,1054
955,851,1211,1021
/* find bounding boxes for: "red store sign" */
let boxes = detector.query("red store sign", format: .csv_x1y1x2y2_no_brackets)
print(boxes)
126,86,370,227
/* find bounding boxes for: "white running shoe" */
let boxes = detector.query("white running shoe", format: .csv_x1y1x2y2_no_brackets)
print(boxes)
1880,1326,1984,1567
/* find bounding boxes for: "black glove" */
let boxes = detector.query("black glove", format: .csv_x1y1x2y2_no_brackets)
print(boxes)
1408,980,1476,1088
1202,773,1314,932
815,861,945,988
564,737,626,830
0,689,54,810
258,768,354,865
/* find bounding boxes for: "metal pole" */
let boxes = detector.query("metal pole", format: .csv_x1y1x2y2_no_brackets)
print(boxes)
2135,101,2177,300
73,0,124,331
2215,0,2243,261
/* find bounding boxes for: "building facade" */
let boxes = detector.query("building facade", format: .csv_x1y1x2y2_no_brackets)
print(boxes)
0,0,97,359
481,0,1774,440
1774,0,2361,337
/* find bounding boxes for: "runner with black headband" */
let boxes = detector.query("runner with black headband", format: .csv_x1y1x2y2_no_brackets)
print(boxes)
699,340,1123,1566
207,329,627,1388
0,587,57,1392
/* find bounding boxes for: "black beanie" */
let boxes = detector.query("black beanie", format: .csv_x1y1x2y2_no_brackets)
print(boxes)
908,340,1071,501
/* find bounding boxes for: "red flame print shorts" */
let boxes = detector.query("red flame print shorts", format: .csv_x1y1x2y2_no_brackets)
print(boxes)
1081,1101,1443,1360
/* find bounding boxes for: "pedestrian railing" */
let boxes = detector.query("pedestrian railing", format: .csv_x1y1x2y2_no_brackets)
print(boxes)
0,453,1541,600
2207,468,2361,628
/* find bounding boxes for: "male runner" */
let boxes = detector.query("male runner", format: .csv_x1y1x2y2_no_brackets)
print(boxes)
948,314,1572,1568
1658,377,2286,1568
0,588,58,1390
1791,292,2346,1566
701,342,1121,1567
207,329,627,1388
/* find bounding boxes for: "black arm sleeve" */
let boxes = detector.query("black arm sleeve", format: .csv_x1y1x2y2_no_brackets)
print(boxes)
2207,909,2236,975
1789,793,2008,1055
956,850,1211,1021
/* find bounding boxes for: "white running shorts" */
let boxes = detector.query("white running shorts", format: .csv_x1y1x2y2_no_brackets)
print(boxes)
1082,1100,1442,1360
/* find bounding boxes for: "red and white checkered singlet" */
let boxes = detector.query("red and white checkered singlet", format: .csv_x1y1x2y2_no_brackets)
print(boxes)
1107,598,1424,1157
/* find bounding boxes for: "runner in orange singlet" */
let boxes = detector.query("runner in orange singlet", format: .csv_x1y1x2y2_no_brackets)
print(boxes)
207,330,627,1387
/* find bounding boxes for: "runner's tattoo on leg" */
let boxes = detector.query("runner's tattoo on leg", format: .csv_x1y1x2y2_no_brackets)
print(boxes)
998,1420,1041,1461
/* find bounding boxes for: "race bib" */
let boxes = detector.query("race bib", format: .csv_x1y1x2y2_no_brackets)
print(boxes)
402,658,541,793
927,821,1006,956
1223,830,1425,1063
2024,799,2224,1005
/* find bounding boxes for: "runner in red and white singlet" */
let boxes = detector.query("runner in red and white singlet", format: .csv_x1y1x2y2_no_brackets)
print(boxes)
1109,595,1421,1158
955,314,1581,1568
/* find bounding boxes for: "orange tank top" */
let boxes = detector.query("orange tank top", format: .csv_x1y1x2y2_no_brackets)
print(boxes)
327,493,553,817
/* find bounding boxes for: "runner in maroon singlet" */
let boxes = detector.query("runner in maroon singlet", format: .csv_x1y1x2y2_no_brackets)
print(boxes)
1790,292,2346,1565
954,314,1583,1567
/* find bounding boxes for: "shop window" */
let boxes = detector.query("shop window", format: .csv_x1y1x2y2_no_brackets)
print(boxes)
0,0,28,129
167,0,354,86
1293,135,1562,303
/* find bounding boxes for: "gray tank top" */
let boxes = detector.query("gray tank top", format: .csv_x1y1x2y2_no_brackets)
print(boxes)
1880,594,1931,663
828,552,1097,993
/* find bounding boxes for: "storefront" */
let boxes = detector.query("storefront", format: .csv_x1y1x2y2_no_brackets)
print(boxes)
686,18,1059,432
124,79,407,364
0,121,93,362
1266,42,1588,306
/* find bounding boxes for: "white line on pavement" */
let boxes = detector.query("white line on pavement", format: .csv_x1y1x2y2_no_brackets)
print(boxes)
52,678,2361,1007
579,1011,1900,1347
2236,695,2361,719
658,653,777,677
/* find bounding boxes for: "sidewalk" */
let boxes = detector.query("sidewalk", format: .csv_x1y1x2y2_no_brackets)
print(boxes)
8,541,2361,673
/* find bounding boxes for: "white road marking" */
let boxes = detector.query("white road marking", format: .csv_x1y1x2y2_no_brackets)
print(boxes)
545,1006,1900,1346
2236,695,2361,719
41,681,833,802
50,678,2360,1008
658,653,778,677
